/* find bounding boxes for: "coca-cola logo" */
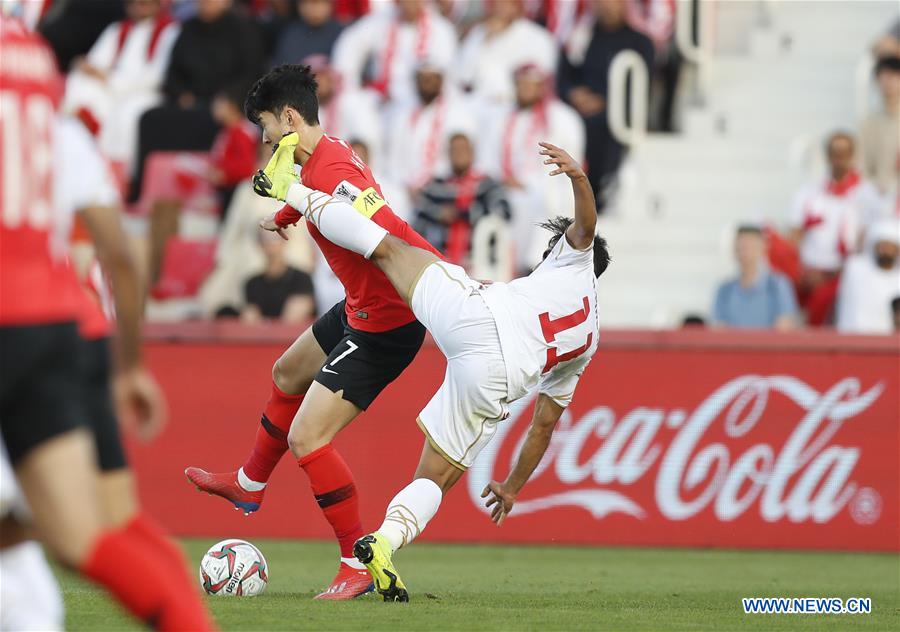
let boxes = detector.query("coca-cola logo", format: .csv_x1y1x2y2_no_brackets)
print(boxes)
467,376,884,525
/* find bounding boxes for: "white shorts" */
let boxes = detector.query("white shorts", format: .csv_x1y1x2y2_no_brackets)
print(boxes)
410,262,510,469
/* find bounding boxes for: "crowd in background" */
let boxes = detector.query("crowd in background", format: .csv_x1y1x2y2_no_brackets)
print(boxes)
31,0,899,333
711,28,900,336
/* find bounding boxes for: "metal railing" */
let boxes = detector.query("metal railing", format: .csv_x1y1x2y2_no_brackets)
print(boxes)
607,50,650,147
675,0,714,105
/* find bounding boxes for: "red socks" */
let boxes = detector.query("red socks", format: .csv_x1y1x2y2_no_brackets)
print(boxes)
242,383,364,560
82,526,215,631
298,444,363,558
125,513,196,594
241,381,304,483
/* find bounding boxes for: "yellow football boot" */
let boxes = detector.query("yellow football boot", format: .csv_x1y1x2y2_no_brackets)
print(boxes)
352,533,409,602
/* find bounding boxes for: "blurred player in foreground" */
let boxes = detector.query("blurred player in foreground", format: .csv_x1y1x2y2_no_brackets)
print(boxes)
1,439,64,630
254,139,608,601
185,64,444,599
0,15,213,630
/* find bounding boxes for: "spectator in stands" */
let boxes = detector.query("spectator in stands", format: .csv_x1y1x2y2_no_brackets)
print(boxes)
208,86,260,210
145,86,258,285
270,0,343,67
713,225,798,331
386,58,474,193
627,0,678,132
307,55,383,168
333,0,457,105
413,133,511,266
256,0,297,50
63,0,179,177
528,0,590,44
788,132,883,325
558,0,653,204
133,0,263,199
39,0,124,71
242,231,316,323
859,56,900,195
201,146,314,317
350,139,410,221
836,219,900,334
478,63,585,271
455,0,556,105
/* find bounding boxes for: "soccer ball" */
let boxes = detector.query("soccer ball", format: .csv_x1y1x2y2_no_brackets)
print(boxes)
199,539,268,597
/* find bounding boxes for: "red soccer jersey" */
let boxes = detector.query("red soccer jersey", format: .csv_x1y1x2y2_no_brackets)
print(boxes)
278,135,443,332
0,17,82,326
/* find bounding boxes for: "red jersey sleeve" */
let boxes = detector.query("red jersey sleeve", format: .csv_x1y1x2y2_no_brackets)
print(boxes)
275,137,377,228
273,136,443,261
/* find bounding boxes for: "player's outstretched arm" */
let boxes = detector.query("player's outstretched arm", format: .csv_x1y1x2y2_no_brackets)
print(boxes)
538,141,596,250
481,394,565,525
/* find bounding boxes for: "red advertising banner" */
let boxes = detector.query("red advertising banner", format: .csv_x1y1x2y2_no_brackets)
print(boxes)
133,325,899,552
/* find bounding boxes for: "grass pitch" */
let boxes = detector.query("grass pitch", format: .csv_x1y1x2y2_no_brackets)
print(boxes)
58,539,898,630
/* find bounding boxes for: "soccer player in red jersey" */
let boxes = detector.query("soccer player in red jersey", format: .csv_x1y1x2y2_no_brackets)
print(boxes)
185,64,443,599
0,15,214,631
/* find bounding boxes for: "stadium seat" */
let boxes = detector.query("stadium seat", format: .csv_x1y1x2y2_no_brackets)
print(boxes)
150,237,217,300
136,151,221,217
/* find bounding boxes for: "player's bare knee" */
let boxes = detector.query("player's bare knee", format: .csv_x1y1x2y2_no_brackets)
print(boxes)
272,357,301,394
286,425,327,459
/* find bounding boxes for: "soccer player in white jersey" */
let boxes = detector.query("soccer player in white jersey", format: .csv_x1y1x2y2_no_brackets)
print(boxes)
254,139,608,601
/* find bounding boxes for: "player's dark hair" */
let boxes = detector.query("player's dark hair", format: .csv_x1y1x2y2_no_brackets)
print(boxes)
824,130,854,153
735,224,763,237
244,64,320,126
874,55,900,76
539,216,611,278
449,132,472,144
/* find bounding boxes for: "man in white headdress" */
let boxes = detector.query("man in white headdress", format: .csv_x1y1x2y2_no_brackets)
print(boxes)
332,0,457,106
385,57,475,194
63,0,179,174
477,63,585,270
836,219,900,334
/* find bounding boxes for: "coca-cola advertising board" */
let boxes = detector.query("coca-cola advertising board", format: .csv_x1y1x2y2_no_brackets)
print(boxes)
133,326,898,551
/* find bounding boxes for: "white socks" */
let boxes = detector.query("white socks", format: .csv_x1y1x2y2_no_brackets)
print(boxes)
285,183,388,258
237,467,266,491
340,556,366,570
378,478,443,552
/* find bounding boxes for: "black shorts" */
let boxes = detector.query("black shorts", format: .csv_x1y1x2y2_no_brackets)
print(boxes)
311,300,426,410
81,337,127,472
0,322,89,465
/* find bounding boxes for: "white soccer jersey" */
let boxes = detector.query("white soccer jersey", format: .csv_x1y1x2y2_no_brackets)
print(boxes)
479,233,599,405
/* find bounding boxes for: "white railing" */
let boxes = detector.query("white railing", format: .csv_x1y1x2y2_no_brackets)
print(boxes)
469,214,514,282
675,0,714,105
607,50,649,147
